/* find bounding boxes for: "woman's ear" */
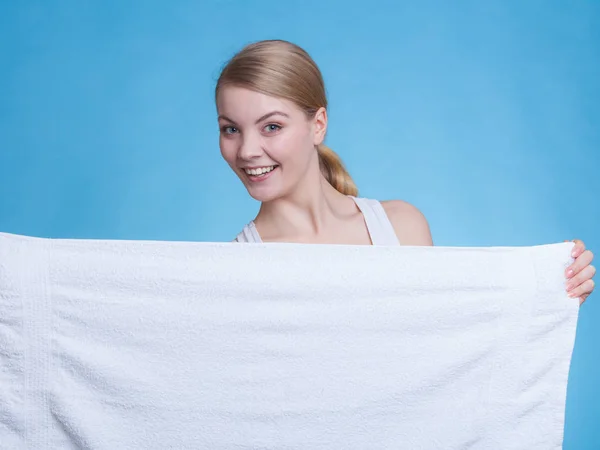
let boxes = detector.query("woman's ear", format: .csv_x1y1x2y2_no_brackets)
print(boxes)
312,107,328,146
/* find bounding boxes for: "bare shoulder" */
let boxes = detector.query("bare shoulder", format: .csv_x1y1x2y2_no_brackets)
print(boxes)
380,200,433,246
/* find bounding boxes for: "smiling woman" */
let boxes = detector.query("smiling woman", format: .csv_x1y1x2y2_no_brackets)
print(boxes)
213,39,595,302
215,40,358,198
214,39,414,246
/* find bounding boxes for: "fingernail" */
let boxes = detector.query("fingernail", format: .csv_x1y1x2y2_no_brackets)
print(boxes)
568,292,577,298
566,283,574,291
566,269,574,277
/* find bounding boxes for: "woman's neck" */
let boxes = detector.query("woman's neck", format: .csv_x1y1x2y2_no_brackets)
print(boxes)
254,172,354,242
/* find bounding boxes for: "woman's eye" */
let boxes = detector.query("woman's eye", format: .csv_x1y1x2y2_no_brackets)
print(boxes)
222,126,238,134
264,124,281,133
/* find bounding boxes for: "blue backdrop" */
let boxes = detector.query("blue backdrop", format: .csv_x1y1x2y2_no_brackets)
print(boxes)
1,1,598,447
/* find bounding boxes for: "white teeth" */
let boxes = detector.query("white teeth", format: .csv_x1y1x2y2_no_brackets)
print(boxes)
245,166,276,176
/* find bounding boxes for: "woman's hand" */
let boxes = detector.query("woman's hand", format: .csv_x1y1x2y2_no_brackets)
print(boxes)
565,239,595,305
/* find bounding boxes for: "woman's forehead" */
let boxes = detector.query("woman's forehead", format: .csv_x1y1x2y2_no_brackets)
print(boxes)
217,87,300,122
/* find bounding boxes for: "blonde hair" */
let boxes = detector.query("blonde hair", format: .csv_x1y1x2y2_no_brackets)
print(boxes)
215,39,358,197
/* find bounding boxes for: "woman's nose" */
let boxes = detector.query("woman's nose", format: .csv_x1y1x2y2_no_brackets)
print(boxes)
237,134,264,160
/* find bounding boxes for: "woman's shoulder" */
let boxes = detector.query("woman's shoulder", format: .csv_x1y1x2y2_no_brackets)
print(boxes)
379,199,433,246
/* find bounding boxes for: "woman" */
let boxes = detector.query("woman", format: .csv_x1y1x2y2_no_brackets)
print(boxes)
216,39,595,304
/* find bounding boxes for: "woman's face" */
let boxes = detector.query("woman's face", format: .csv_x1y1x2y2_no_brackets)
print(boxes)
216,86,326,202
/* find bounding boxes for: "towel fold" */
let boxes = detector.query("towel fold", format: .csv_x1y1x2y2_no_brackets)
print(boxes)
0,232,579,449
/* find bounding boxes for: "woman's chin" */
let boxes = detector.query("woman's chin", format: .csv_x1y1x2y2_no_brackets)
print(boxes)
247,190,281,203
245,185,285,203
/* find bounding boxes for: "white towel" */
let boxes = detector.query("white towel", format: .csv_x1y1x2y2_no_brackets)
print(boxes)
0,232,579,449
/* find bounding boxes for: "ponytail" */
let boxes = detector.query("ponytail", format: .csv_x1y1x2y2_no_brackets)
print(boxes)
317,144,358,196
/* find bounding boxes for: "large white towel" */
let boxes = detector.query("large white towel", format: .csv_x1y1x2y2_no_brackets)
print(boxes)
0,232,579,449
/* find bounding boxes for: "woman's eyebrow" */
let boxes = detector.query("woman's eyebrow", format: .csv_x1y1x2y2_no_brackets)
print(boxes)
254,111,289,124
217,111,290,125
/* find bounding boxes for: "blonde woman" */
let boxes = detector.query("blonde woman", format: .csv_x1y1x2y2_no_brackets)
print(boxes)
216,40,595,304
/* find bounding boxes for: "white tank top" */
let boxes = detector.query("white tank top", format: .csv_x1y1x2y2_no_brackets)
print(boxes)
234,196,400,245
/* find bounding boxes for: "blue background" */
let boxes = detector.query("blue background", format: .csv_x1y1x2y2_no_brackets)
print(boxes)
1,1,598,447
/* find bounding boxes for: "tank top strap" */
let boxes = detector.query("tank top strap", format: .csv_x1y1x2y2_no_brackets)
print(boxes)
235,221,263,243
349,196,401,246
